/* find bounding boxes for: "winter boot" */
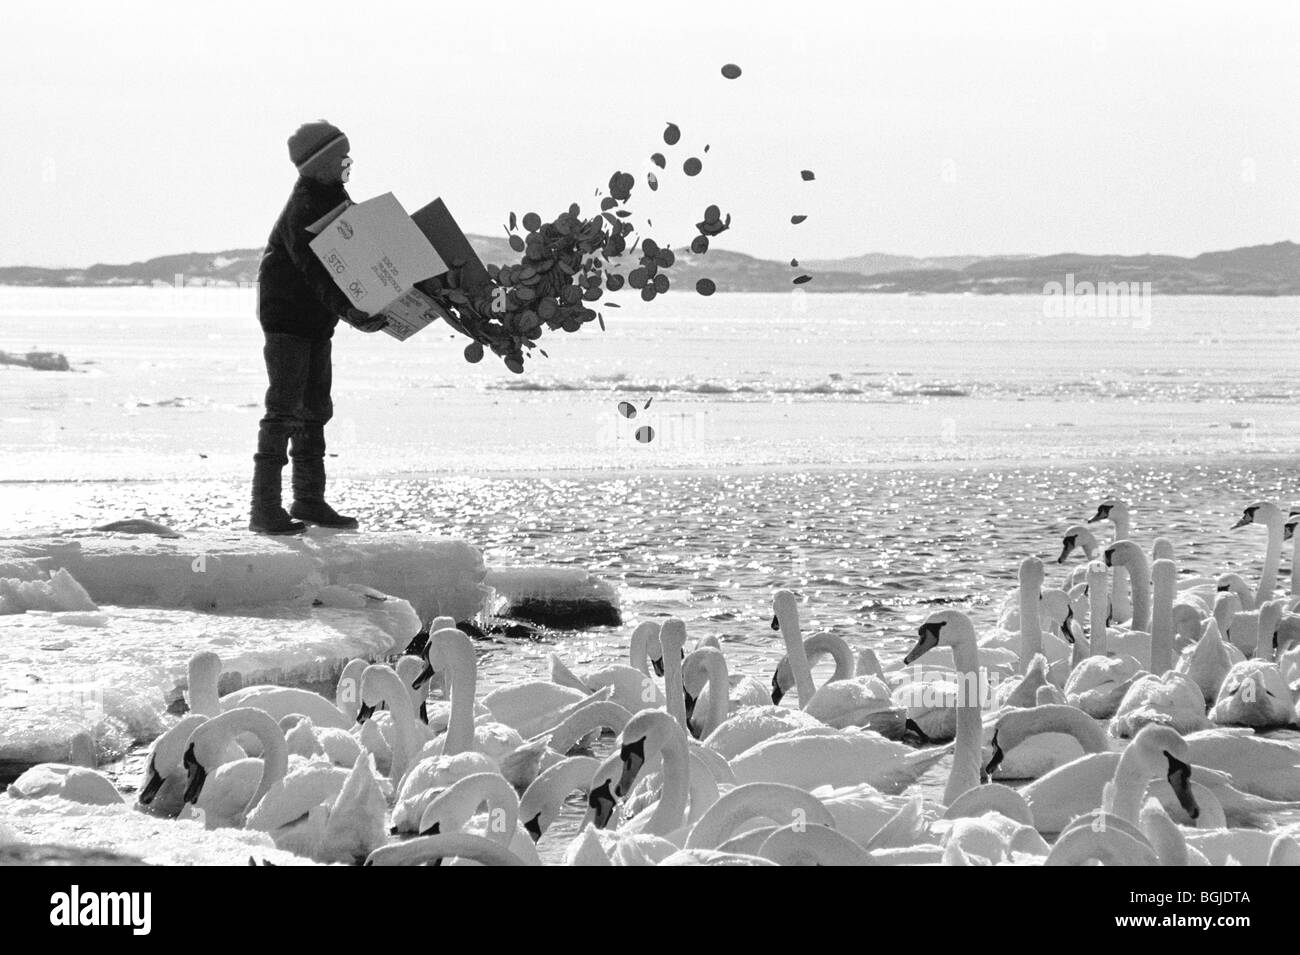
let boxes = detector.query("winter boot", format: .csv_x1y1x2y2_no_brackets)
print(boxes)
250,423,306,535
289,423,359,530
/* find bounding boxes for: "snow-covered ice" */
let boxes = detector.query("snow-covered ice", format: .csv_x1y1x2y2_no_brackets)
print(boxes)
0,591,418,768
485,565,621,627
0,531,491,621
0,795,317,865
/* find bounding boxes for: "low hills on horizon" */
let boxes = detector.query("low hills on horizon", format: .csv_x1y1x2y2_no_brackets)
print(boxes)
3,238,1298,296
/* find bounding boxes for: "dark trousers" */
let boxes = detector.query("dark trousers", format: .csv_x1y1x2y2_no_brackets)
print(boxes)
252,332,334,508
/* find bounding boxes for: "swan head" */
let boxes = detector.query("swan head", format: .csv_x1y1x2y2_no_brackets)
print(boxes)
182,708,278,805
1019,556,1045,586
681,648,725,737
1127,724,1198,821
519,755,601,842
1058,525,1100,563
1233,501,1283,530
415,627,474,692
615,710,682,800
904,610,975,665
356,664,402,724
417,772,516,838
1285,515,1298,542
658,618,688,661
1039,589,1075,642
770,590,799,632
1088,499,1129,525
138,714,205,805
1103,539,1144,569
587,753,623,828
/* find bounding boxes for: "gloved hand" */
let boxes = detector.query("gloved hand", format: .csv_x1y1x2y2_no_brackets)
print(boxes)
347,307,388,333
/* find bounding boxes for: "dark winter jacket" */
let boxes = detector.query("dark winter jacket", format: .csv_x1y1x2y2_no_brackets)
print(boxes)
257,177,354,339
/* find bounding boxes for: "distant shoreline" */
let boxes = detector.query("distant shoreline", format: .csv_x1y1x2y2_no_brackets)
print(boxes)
2,239,1297,296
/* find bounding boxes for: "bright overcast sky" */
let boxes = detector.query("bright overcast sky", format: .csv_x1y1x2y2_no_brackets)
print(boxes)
2,0,1297,266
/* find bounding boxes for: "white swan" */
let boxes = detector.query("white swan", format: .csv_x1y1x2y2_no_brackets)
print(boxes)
1209,658,1297,729
984,703,1110,781
518,755,601,843
1088,499,1134,622
1231,501,1287,608
1018,722,1295,833
180,707,289,829
1109,670,1209,738
415,771,541,865
770,631,905,735
365,833,527,866
8,732,122,806
411,627,549,788
187,651,352,730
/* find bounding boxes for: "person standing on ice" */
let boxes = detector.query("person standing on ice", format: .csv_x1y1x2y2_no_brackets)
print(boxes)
250,120,385,535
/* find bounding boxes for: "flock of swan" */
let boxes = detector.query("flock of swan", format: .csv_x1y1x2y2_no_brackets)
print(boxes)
7,497,1300,865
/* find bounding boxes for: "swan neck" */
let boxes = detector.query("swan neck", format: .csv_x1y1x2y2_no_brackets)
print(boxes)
778,610,817,708
444,641,477,756
648,732,691,836
1018,579,1042,674
661,643,689,733
944,631,983,806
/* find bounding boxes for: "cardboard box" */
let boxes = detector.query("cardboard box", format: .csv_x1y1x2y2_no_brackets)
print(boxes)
411,199,493,299
309,192,453,341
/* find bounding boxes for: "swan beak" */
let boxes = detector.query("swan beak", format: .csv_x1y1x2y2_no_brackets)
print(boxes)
1061,609,1075,644
902,718,932,746
1057,537,1075,564
418,820,441,837
770,614,781,631
181,744,206,804
1284,523,1295,542
1103,548,1115,567
1165,752,1198,821
1087,506,1108,524
651,655,666,678
138,756,164,805
418,701,429,725
770,671,785,706
524,814,543,843
588,780,617,829
412,661,436,691
356,701,376,725
1231,516,1251,530
616,737,646,797
683,689,697,724
984,731,1005,778
903,622,943,665
402,628,430,658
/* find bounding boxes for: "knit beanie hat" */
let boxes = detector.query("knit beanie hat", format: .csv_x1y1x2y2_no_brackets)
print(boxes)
287,120,350,177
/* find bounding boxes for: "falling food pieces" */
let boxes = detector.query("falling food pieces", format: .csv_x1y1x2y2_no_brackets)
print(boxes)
696,278,717,296
618,401,638,419
721,63,742,79
791,215,807,225
464,342,485,363
508,235,525,253
635,425,655,444
523,212,542,231
647,171,659,191
691,235,710,254
790,258,799,267
651,152,666,168
508,211,517,231
664,123,681,146
793,274,812,285
683,157,703,176
801,170,815,181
